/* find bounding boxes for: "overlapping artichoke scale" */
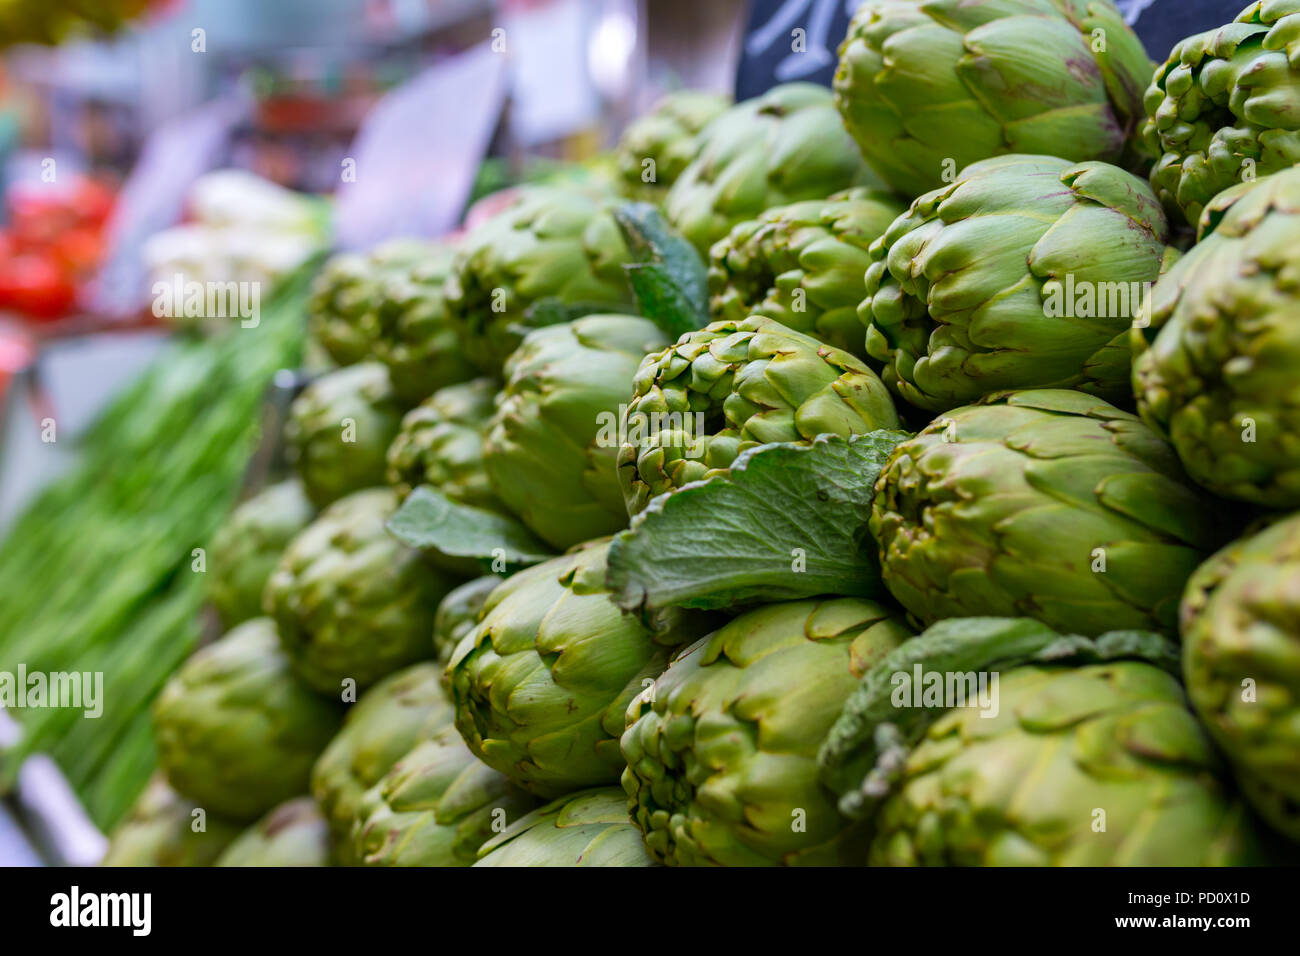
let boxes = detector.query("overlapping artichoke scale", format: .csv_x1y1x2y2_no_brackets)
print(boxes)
385,377,502,511
484,315,663,550
619,316,898,513
664,83,879,253
152,618,343,822
862,155,1170,412
870,390,1226,637
352,725,535,866
1133,167,1300,508
474,788,654,866
285,363,405,509
621,598,910,866
265,488,456,694
1143,4,1300,224
444,187,637,373
707,189,905,357
447,541,699,799
835,1,1150,198
309,662,450,860
870,660,1266,866
1180,513,1300,841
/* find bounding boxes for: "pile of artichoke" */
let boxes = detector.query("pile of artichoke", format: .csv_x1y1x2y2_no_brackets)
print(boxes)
104,1,1300,868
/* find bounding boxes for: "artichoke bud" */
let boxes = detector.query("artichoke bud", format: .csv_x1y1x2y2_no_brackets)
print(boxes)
618,315,899,515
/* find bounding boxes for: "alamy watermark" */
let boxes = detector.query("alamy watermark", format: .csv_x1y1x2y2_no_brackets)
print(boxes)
152,274,262,328
1,666,102,718
1043,274,1155,328
891,663,999,718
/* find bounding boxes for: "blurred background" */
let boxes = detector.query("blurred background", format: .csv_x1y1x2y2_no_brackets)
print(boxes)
0,0,750,529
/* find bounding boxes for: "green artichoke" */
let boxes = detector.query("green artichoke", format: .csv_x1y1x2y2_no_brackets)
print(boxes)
664,82,881,254
616,90,730,199
1181,513,1300,841
1132,167,1300,509
447,539,709,798
385,377,504,511
206,480,314,628
484,314,667,549
362,243,476,406
308,239,433,367
285,363,405,508
871,389,1229,637
310,663,450,859
214,797,331,867
833,0,1153,199
100,774,242,867
475,788,654,867
352,723,536,866
265,488,457,695
617,315,900,515
433,575,501,662
707,188,906,357
443,186,638,373
152,618,343,821
1143,1,1300,226
820,617,1266,866
621,598,911,866
860,154,1173,413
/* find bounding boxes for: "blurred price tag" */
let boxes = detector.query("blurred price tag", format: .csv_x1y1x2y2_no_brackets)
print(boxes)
332,43,508,250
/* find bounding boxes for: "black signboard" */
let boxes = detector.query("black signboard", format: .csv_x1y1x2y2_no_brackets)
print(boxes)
734,0,1249,100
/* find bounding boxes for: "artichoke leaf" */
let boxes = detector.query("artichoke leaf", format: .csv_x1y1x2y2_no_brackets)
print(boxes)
607,431,910,614
387,485,554,570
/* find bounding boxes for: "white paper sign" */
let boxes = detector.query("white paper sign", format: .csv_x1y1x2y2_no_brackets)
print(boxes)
332,43,509,249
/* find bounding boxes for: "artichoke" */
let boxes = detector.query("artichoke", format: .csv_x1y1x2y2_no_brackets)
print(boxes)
860,154,1173,413
617,315,900,515
310,662,452,862
152,618,343,821
1143,1,1300,226
664,82,881,254
285,363,405,508
833,0,1153,199
871,389,1229,637
385,377,504,511
351,723,536,866
443,186,638,373
707,188,906,358
621,598,911,866
264,488,457,695
206,480,314,628
1181,513,1300,841
820,617,1267,866
615,89,730,199
308,239,433,367
433,575,501,661
362,243,476,406
446,539,710,798
484,314,668,549
214,797,331,867
475,788,654,866
101,774,242,867
1132,167,1300,509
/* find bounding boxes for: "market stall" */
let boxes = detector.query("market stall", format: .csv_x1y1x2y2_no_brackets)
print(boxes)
0,0,1294,899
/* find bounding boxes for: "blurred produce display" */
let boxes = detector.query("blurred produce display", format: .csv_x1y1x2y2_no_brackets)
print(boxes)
0,176,114,320
143,171,327,332
0,0,158,49
0,264,315,829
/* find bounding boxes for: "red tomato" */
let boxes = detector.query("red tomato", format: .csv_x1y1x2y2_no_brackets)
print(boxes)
0,254,77,320
51,228,104,277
